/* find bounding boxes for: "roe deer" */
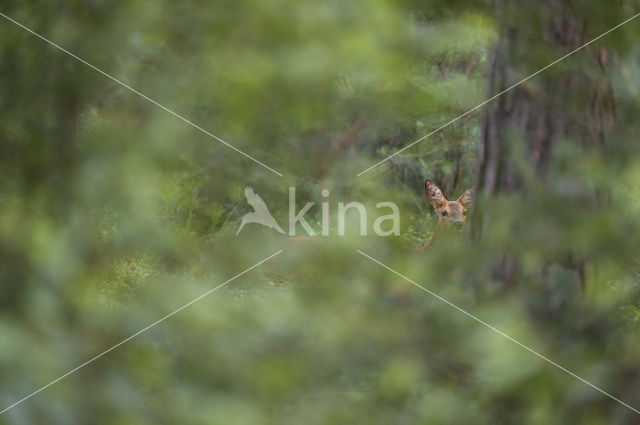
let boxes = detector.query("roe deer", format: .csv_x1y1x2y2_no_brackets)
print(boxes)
423,179,473,248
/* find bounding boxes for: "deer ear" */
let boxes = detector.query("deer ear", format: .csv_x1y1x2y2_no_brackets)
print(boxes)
425,179,447,208
457,188,473,209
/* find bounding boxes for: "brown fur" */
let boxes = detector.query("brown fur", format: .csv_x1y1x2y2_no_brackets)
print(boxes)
423,179,473,248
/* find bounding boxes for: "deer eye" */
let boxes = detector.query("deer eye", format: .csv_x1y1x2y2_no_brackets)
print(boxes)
462,210,467,216
441,211,448,217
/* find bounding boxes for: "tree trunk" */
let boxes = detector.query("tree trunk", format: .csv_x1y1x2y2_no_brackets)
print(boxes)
477,3,614,196
473,0,616,281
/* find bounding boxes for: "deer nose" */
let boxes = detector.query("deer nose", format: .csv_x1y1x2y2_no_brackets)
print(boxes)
453,222,464,230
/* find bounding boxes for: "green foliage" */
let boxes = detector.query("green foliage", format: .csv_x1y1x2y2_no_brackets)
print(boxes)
100,256,156,307
2,0,640,424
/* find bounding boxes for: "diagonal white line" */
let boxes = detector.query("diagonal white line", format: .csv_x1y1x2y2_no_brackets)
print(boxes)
357,249,640,415
0,250,283,415
356,11,640,177
0,12,283,177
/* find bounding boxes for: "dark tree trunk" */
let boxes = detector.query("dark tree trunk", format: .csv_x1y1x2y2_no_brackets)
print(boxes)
476,3,614,197
473,0,616,281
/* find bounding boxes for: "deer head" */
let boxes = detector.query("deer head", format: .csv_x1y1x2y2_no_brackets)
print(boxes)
425,179,473,235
